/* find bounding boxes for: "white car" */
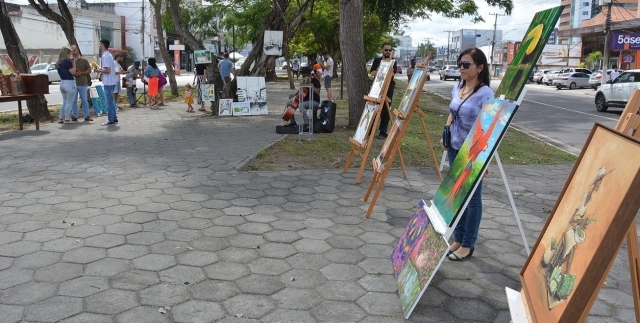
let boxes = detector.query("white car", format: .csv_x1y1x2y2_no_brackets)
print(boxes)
542,71,560,85
552,72,591,89
156,63,167,76
533,69,553,84
439,65,461,81
30,63,60,84
595,69,640,112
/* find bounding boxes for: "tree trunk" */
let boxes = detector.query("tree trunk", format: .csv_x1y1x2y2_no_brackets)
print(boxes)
339,0,367,128
1,0,51,121
151,0,178,96
167,0,222,115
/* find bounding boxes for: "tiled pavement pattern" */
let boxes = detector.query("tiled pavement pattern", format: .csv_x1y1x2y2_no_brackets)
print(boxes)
0,81,636,323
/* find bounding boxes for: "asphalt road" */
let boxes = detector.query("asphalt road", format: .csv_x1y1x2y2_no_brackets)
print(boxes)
423,76,621,155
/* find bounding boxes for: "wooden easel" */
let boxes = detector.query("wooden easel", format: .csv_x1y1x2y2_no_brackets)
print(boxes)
614,89,640,322
364,54,442,218
343,56,406,184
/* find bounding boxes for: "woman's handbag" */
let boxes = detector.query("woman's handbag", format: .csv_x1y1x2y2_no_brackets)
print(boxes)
442,125,452,149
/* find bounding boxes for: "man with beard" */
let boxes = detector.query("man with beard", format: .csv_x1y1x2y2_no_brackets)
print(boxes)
370,43,397,139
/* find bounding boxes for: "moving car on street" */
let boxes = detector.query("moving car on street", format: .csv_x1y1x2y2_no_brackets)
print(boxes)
553,72,591,89
595,69,640,112
439,65,460,81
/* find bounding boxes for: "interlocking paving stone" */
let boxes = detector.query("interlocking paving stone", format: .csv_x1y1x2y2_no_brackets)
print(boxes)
172,300,226,323
0,268,33,289
62,247,106,264
187,280,241,302
115,306,173,323
236,274,285,295
223,294,275,319
0,282,58,305
24,296,83,322
132,254,177,271
139,284,190,306
204,262,249,281
108,244,150,259
85,289,138,314
0,241,40,257
13,251,61,269
111,270,160,291
59,313,113,323
159,265,206,285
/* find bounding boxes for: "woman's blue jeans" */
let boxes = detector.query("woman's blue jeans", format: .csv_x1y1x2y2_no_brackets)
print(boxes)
448,147,483,248
59,80,77,121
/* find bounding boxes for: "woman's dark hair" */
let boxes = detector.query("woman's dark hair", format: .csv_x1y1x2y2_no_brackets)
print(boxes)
147,57,158,69
457,47,490,91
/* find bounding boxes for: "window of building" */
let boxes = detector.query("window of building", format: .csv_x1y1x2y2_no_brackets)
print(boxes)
582,10,589,15
583,2,589,7
100,21,113,45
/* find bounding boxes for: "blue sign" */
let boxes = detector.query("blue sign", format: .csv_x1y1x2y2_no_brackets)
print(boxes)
437,46,448,55
611,33,640,50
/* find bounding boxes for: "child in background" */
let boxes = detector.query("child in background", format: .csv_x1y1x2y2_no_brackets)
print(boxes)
184,83,194,112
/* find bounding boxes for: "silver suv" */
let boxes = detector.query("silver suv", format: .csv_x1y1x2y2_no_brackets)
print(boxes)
595,69,640,112
439,65,461,81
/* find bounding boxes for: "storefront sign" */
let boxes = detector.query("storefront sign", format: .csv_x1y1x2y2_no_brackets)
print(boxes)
623,54,635,63
611,33,640,50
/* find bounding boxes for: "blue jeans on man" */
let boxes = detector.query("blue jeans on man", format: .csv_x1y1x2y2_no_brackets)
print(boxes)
72,85,90,119
103,85,118,123
448,148,483,248
126,86,137,106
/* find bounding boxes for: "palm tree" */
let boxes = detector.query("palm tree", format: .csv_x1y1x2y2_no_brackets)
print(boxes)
585,51,603,71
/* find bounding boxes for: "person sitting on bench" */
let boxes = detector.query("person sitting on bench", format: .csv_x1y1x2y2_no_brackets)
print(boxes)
287,66,321,131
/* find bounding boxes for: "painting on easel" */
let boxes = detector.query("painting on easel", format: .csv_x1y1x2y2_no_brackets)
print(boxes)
520,124,640,323
433,97,518,226
391,200,449,318
368,60,395,101
397,67,426,118
353,101,379,145
375,120,402,172
495,6,562,100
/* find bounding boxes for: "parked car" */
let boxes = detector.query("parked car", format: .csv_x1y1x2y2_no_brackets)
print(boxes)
281,61,288,70
559,67,592,75
439,65,460,81
542,71,560,85
553,72,591,89
588,69,615,89
156,63,167,76
533,69,553,84
30,63,60,84
595,69,640,112
428,65,441,73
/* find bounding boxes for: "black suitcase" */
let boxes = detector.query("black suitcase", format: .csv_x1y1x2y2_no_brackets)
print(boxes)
276,124,299,134
315,100,336,133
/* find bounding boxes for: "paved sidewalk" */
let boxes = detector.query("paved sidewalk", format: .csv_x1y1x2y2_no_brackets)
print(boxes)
0,81,635,323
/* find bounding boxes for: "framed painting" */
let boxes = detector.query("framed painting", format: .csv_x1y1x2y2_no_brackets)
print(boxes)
433,97,518,226
200,84,215,101
375,119,402,172
495,6,562,100
232,102,250,116
352,101,379,145
194,50,212,64
520,123,640,323
219,99,233,116
368,59,395,101
391,200,449,318
263,30,283,56
396,67,428,118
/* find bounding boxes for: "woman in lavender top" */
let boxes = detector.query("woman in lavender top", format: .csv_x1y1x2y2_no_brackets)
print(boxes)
441,47,494,261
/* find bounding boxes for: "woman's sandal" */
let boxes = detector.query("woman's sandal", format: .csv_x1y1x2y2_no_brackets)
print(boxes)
448,247,474,261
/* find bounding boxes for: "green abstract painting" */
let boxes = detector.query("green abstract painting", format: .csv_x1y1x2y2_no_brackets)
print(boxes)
495,6,563,100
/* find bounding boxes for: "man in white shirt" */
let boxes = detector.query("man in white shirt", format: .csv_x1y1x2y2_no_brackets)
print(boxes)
321,52,334,101
94,39,119,125
610,67,620,82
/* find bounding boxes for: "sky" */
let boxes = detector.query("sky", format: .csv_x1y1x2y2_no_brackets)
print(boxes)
404,0,562,48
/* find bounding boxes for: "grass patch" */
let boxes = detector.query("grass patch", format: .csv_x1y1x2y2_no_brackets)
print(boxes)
245,78,577,171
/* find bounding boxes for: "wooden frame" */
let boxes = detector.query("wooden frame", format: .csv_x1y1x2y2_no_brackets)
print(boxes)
520,123,640,322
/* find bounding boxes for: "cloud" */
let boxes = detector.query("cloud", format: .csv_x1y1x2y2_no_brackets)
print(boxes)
404,0,561,48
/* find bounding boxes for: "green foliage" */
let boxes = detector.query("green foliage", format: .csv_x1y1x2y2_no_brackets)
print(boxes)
585,51,602,70
218,0,271,49
162,1,222,40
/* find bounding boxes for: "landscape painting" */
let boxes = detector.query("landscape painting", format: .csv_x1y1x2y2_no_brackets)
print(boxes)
201,84,215,102
396,67,427,118
232,102,250,116
520,124,640,323
495,6,563,100
368,59,395,101
263,30,283,56
391,200,449,318
194,50,212,64
433,97,518,226
353,102,379,145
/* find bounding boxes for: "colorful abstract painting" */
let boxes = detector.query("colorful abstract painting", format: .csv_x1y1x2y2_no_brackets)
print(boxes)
368,60,395,101
391,200,449,318
353,101,378,145
520,124,640,323
433,98,518,226
396,67,426,117
495,6,563,100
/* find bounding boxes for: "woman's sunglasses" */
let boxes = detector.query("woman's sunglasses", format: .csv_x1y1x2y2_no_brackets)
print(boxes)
457,61,475,69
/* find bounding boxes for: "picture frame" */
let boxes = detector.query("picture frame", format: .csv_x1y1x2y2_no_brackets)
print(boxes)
232,102,250,116
193,50,212,64
236,77,268,115
433,97,518,227
520,123,640,323
200,84,215,101
352,101,378,145
263,30,283,56
395,67,427,119
219,99,233,116
374,119,402,172
368,59,395,101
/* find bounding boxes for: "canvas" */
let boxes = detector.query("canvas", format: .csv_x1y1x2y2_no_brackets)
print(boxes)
193,50,212,64
200,84,215,102
391,200,449,318
433,97,518,226
368,60,395,101
263,30,283,56
495,6,562,100
396,67,427,118
352,102,379,145
232,102,250,116
520,124,640,323
219,99,233,116
236,77,268,115
375,119,402,172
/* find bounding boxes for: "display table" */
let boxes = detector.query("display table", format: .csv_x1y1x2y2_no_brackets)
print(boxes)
0,94,41,130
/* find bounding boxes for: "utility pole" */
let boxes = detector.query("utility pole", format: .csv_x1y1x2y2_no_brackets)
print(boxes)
423,38,431,61
444,30,453,65
602,0,613,85
489,12,505,76
141,0,145,59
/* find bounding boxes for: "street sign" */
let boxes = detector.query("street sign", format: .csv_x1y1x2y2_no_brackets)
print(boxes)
169,45,185,50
